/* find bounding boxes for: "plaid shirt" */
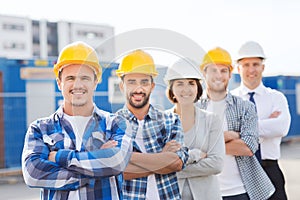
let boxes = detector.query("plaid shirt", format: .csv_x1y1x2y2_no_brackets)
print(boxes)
198,93,275,200
116,105,188,200
22,105,133,200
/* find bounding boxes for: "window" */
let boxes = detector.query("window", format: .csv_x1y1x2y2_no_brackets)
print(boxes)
2,23,25,31
77,30,104,39
3,42,25,50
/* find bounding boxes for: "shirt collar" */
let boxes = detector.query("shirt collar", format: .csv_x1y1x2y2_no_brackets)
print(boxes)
55,103,100,120
240,82,265,96
200,91,234,106
121,104,158,121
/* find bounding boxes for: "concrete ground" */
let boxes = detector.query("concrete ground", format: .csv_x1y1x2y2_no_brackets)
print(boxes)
279,139,300,200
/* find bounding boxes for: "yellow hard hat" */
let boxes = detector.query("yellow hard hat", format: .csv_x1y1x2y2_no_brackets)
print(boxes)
53,41,102,82
116,49,158,77
200,47,233,71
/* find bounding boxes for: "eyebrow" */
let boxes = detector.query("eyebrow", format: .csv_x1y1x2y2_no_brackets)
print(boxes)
127,78,150,82
64,74,92,79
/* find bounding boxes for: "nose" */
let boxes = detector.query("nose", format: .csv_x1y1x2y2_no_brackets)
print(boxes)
184,84,193,91
134,84,144,93
249,65,256,73
214,70,223,79
74,78,84,87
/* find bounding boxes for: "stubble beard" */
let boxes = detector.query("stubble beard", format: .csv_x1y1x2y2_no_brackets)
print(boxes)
128,92,150,109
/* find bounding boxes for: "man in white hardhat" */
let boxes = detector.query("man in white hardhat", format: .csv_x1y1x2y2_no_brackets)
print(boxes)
231,41,291,200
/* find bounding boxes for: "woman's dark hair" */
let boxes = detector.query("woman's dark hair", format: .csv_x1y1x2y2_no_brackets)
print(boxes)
166,79,203,103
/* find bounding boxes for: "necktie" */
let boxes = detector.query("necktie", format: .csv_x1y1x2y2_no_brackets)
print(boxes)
248,92,256,107
248,92,261,163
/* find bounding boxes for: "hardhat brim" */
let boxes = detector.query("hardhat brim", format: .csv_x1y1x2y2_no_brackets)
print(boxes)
54,60,102,82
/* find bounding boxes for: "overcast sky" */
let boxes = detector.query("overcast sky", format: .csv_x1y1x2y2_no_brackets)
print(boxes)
1,0,300,75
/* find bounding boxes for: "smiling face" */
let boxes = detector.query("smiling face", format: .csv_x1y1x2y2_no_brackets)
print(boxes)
171,79,198,106
203,64,231,94
119,73,155,110
237,57,265,90
57,64,97,115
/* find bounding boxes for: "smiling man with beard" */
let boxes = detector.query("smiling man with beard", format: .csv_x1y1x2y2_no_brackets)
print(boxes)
115,50,188,200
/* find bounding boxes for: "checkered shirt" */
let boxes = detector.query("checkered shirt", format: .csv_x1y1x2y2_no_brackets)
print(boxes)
116,105,189,200
22,105,133,200
198,93,275,200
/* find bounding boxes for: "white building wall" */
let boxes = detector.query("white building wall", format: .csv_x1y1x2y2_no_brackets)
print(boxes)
70,22,115,62
0,15,32,59
57,21,71,51
0,15,115,61
39,19,48,59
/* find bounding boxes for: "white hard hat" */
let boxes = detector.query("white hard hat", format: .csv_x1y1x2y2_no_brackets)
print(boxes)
164,58,202,83
236,41,266,61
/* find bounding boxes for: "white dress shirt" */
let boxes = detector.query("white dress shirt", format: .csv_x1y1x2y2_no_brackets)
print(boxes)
231,82,291,160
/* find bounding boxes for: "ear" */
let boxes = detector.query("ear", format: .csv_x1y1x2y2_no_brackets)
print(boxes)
202,70,207,79
262,64,265,72
93,80,98,91
119,81,124,93
237,65,241,74
56,78,62,91
150,82,155,92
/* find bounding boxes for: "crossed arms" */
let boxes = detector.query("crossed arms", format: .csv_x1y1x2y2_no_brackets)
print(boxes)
124,140,184,180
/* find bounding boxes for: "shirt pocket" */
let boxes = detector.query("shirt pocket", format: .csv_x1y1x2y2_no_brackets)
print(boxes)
86,131,107,150
43,133,65,151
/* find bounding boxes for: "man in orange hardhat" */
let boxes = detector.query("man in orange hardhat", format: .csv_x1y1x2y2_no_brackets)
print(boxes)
198,47,275,199
22,41,134,200
232,41,291,200
116,49,188,199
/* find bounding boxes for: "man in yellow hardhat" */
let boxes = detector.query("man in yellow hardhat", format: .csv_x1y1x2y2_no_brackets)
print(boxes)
232,41,291,200
197,47,275,200
115,49,188,199
22,41,134,200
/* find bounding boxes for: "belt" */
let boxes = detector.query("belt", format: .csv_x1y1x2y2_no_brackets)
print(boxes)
261,159,278,167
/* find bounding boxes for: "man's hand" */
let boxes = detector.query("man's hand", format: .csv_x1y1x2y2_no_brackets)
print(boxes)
187,148,207,164
48,151,57,162
269,111,281,118
101,140,118,149
162,140,181,153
